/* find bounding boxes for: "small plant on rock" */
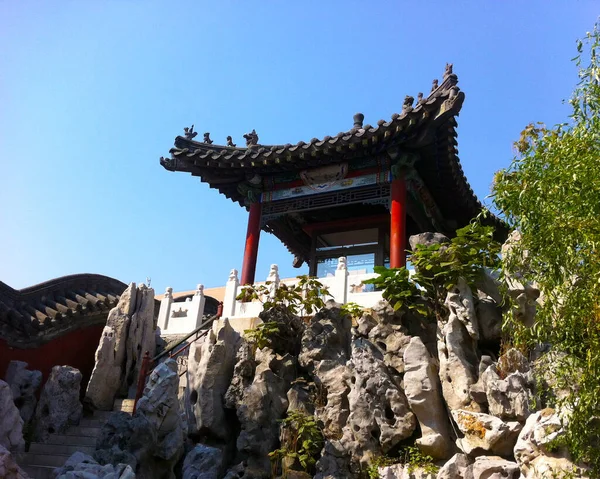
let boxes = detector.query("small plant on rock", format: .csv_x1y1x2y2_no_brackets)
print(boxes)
244,321,280,352
269,410,324,477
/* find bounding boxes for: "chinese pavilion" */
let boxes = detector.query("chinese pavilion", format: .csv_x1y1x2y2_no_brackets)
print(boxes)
161,65,505,285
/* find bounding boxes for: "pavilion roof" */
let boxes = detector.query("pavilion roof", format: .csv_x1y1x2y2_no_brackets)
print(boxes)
160,65,507,258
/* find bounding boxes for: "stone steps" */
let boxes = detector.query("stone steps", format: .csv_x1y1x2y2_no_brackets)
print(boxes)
19,401,134,478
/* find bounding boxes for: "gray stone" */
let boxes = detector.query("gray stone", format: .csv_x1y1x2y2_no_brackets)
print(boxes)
0,444,29,479
438,280,481,411
34,366,82,442
452,410,521,457
86,283,156,410
0,380,24,452
286,381,314,415
95,360,184,479
409,232,450,250
437,453,470,479
313,361,351,440
54,451,135,478
403,337,453,460
229,347,295,477
475,298,503,343
341,339,416,464
182,444,224,479
299,301,352,371
4,361,41,425
483,369,533,423
367,322,411,374
187,319,239,439
314,439,355,479
469,456,519,479
514,408,589,478
378,463,436,478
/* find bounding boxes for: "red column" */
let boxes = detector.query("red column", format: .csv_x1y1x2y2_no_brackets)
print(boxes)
241,201,262,285
390,172,407,268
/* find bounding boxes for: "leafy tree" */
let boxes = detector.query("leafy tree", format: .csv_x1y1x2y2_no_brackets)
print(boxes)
493,24,600,475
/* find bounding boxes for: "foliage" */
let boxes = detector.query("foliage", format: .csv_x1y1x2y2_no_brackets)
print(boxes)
363,221,501,320
492,24,600,475
243,321,280,351
237,275,330,318
366,446,438,478
269,410,324,477
340,301,364,319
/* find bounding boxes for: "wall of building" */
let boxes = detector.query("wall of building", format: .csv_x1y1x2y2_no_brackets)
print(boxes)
0,324,104,396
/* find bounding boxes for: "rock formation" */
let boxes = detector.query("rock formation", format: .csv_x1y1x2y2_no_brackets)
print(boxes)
0,380,24,452
34,365,83,442
95,360,184,479
86,283,156,410
0,444,29,479
55,451,135,478
4,360,42,426
182,444,224,479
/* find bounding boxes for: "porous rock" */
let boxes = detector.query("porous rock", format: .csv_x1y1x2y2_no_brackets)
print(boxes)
378,463,437,479
341,339,416,464
86,283,156,410
437,453,470,479
95,360,184,479
403,336,453,460
0,444,29,479
514,408,589,478
0,380,24,452
438,279,481,411
4,360,41,425
54,451,135,478
34,365,82,442
187,319,239,439
182,444,224,479
469,456,519,479
313,360,351,439
409,232,450,250
452,410,521,457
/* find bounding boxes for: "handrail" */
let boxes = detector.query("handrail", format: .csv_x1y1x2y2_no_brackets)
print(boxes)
132,311,220,413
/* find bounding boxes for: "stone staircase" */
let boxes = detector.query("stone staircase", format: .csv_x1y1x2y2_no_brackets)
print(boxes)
19,399,135,479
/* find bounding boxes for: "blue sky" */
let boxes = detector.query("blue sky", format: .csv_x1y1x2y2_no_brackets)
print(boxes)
1,1,597,294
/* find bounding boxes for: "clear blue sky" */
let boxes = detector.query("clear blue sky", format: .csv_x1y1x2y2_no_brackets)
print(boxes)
1,2,597,294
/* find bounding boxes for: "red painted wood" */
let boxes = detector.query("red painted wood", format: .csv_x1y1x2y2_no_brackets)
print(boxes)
390,173,407,268
241,201,262,285
301,214,390,235
0,325,104,397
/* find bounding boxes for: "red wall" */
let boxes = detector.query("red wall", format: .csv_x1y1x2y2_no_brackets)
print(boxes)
0,325,104,396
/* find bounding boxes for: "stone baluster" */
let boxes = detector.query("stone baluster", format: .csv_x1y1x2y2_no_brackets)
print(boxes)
157,286,173,331
223,269,239,318
332,257,349,304
191,284,206,328
266,264,280,299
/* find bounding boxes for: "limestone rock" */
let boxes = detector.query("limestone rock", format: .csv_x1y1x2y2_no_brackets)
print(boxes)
475,297,503,343
34,365,82,442
403,337,453,460
368,321,411,374
437,453,470,479
286,381,314,415
0,380,24,452
182,444,224,479
230,348,296,477
314,361,351,439
187,319,239,439
452,410,521,457
469,456,519,479
514,408,589,478
224,340,255,410
0,444,29,479
299,302,352,371
95,360,184,479
483,358,534,422
409,232,450,250
86,283,156,410
378,463,436,479
54,451,135,478
438,280,481,411
341,339,416,464
4,361,41,425
314,439,355,479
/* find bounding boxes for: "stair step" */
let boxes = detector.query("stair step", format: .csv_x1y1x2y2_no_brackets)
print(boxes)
92,410,114,420
79,418,102,427
29,442,96,456
46,434,97,446
64,426,103,437
20,452,70,468
22,464,56,479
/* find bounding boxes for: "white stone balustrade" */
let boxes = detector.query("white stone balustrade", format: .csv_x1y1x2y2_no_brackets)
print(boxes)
158,284,206,335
